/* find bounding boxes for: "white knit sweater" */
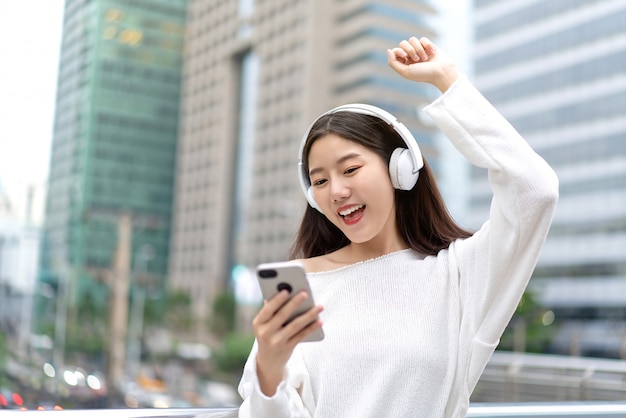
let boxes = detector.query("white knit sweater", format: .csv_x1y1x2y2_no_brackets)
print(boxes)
237,76,559,417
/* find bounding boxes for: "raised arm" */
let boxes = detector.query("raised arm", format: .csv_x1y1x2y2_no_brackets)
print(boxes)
387,37,559,389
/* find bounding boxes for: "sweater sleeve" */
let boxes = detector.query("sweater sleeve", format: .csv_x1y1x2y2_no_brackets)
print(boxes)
237,341,314,418
423,76,559,385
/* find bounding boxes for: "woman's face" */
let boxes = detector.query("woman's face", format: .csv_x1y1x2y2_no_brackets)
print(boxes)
307,133,398,245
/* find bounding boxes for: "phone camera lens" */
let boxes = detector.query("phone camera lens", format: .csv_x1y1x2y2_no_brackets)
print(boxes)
259,269,277,278
277,282,293,294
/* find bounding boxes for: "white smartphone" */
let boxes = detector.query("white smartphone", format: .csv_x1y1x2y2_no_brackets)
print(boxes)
256,261,324,342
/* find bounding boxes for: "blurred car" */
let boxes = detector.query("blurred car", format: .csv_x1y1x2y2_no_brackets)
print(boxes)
0,388,24,410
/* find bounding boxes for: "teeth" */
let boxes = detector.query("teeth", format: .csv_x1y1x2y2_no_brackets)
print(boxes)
339,204,364,216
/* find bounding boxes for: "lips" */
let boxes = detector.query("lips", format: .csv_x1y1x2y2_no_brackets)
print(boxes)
338,204,365,225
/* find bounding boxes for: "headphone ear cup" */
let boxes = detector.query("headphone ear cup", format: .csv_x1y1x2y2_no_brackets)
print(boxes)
307,186,322,212
389,148,419,191
389,148,403,189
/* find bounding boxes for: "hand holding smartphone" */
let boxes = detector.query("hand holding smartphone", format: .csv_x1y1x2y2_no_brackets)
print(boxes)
256,261,324,342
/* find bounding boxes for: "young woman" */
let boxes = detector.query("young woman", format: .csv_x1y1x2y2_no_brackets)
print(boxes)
237,37,559,417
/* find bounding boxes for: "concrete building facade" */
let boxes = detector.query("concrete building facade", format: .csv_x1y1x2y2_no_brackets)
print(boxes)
472,0,626,357
169,0,442,320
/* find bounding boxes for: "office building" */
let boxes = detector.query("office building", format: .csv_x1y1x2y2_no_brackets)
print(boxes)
0,181,42,355
169,0,445,320
473,0,626,357
38,0,187,325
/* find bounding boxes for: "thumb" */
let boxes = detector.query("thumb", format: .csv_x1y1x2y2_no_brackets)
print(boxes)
386,49,409,77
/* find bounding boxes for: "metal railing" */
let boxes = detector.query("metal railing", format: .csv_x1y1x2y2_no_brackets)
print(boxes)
4,403,626,417
0,410,235,418
4,352,626,416
473,351,626,403
467,403,626,417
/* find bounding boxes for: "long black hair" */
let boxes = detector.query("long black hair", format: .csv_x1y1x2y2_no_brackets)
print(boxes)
290,110,473,259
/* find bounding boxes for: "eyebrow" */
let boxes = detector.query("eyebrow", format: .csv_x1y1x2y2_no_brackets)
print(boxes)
308,152,362,177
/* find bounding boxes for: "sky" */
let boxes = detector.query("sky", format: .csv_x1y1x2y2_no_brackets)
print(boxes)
0,0,64,222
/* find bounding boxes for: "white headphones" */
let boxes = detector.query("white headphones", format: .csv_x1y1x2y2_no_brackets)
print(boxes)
298,103,424,212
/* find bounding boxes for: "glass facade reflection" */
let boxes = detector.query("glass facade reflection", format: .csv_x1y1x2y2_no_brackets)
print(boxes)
38,0,186,341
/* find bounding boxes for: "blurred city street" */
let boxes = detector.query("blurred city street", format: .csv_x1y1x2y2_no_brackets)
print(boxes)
2,0,626,413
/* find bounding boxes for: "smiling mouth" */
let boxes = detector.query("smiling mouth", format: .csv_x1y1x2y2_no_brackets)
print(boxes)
338,204,366,223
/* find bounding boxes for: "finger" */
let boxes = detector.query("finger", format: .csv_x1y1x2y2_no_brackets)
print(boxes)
271,290,310,328
388,47,408,63
419,36,438,58
278,304,323,345
398,40,422,62
283,304,323,335
387,49,404,67
255,290,290,323
408,36,428,61
287,317,324,347
387,49,410,76
257,292,313,344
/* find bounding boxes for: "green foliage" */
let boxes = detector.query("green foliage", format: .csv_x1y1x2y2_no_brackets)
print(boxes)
499,290,558,353
66,324,106,356
211,291,236,337
65,292,107,358
32,293,56,335
164,290,192,332
212,332,255,381
143,293,165,327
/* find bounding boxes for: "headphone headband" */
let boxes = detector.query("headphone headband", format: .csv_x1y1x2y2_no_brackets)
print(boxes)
298,103,424,212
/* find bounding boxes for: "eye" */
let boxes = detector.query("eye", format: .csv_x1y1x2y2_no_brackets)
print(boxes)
312,178,327,187
344,166,360,175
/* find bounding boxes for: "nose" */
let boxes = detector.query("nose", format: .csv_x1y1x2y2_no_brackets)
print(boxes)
329,177,350,203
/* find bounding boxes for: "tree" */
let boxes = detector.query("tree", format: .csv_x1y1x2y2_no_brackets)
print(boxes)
164,290,192,332
65,292,107,361
212,332,255,384
209,290,254,383
210,291,236,337
498,290,558,353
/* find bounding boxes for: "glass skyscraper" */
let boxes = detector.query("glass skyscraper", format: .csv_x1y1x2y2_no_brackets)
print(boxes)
38,0,186,325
